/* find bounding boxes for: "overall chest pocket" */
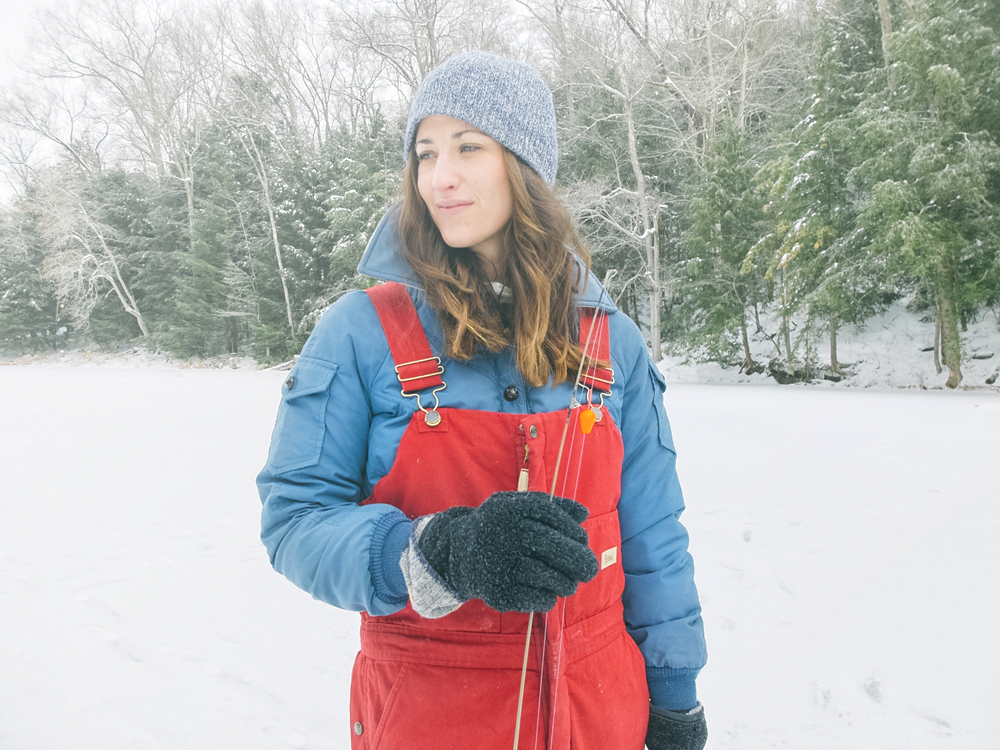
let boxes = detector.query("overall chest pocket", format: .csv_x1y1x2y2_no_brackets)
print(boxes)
266,357,339,474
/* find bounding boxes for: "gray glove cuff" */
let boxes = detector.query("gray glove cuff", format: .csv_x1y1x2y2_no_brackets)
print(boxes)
399,516,466,619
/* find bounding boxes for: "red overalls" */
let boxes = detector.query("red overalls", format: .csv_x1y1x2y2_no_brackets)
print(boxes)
351,283,649,750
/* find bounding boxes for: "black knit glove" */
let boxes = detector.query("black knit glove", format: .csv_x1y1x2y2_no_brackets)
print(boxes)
417,491,599,612
645,704,708,750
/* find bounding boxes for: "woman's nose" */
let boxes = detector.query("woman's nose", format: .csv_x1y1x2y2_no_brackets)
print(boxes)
430,151,459,191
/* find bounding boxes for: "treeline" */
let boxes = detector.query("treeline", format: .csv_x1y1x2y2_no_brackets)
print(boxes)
0,0,998,385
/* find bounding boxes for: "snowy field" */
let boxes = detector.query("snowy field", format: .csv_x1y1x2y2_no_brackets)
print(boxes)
1,366,998,749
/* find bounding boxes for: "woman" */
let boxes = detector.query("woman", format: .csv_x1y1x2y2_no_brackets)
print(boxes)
258,51,707,750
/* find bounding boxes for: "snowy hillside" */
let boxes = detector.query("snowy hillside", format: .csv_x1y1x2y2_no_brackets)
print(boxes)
661,301,1000,390
1,366,997,749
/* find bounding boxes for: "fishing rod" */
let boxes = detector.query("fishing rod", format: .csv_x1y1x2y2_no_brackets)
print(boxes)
512,268,617,750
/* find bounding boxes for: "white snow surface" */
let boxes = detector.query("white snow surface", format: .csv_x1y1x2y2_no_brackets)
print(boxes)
1,366,999,749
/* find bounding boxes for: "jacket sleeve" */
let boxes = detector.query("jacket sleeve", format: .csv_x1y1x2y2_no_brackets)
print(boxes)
613,315,707,710
256,291,411,616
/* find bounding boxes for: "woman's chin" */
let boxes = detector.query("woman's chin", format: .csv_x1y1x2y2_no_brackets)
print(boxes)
438,232,478,250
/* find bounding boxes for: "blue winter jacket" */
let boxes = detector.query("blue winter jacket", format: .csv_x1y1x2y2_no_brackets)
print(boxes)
257,210,707,709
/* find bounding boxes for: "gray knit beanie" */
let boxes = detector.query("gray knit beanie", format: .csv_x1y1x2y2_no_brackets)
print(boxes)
404,51,558,186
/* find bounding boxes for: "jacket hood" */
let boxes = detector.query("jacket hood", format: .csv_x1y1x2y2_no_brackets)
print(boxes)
357,208,617,313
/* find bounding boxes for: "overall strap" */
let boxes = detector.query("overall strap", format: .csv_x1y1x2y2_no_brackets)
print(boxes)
367,283,611,395
366,282,444,393
578,308,614,393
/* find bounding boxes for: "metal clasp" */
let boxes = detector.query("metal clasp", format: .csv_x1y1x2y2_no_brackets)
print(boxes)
395,356,447,427
394,356,444,384
587,372,615,388
582,372,614,420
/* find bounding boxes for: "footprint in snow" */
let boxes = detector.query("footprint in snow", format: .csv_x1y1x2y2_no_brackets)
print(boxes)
863,677,882,703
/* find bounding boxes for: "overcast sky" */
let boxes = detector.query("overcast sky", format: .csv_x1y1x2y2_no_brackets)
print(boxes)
0,0,50,83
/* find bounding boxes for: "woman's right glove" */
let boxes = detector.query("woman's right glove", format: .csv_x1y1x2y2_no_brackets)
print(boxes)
645,704,708,750
399,491,599,618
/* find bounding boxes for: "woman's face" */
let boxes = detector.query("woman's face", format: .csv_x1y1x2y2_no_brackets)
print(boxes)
414,115,514,275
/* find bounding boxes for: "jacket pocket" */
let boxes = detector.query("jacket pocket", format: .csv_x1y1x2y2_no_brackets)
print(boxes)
266,357,338,474
647,361,675,451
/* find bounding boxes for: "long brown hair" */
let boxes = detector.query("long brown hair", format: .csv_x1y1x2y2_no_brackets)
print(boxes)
397,149,592,387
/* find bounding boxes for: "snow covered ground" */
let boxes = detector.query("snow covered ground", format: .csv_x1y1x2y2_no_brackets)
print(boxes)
1,366,998,749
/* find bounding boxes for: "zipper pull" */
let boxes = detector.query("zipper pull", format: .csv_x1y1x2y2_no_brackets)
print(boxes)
518,444,530,491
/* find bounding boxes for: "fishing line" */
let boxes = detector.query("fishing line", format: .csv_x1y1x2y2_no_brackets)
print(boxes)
534,306,604,750
541,300,609,750
513,270,616,750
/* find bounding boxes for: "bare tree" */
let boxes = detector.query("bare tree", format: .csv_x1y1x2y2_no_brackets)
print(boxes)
213,59,298,336
570,62,669,359
34,167,150,337
237,128,296,335
30,0,224,252
338,0,518,101
526,4,674,357
219,0,348,148
33,0,176,174
327,34,395,136
0,112,44,196
0,80,115,190
597,0,803,158
524,0,808,360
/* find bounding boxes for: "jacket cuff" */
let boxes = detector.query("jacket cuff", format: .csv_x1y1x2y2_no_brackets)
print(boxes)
646,666,701,712
368,509,411,606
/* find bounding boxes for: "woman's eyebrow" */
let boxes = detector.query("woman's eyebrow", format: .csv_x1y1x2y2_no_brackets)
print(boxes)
416,128,484,145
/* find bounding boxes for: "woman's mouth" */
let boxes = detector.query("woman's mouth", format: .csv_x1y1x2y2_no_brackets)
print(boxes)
437,200,473,216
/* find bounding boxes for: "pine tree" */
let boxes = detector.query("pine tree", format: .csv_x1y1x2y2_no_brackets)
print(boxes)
0,202,59,352
313,113,401,320
748,0,895,373
851,0,1000,387
678,124,768,371
166,195,233,357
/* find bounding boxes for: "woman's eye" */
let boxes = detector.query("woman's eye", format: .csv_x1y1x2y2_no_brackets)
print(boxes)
460,144,481,153
416,151,434,161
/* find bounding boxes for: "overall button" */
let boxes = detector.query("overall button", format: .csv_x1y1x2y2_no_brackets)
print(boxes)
503,385,519,402
529,425,538,438
354,722,363,736
284,375,295,390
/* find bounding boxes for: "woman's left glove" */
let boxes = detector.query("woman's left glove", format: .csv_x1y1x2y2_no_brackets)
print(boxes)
645,704,708,750
399,491,599,617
